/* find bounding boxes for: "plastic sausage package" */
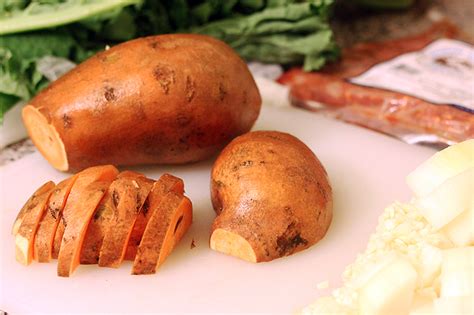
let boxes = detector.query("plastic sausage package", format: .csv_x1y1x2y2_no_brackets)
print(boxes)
278,22,474,147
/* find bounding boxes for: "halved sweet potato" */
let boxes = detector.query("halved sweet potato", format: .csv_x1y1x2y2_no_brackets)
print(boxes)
210,131,333,262
15,181,56,265
124,174,183,261
132,190,192,275
97,172,154,268
52,165,119,259
12,181,56,236
34,176,78,262
56,165,118,277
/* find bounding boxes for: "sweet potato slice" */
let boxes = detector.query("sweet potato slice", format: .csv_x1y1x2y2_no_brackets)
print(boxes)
124,174,184,261
56,165,118,277
79,190,115,265
12,181,56,236
97,172,154,268
52,165,118,259
57,181,111,277
15,182,56,265
132,190,192,275
51,220,62,259
34,176,78,262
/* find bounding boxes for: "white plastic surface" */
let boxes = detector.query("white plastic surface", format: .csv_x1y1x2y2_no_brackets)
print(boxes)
0,106,436,314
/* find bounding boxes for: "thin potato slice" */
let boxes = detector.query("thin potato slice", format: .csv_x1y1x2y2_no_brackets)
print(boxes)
97,172,154,268
56,165,118,277
57,181,111,277
51,220,63,259
15,182,56,265
12,181,56,235
156,196,192,268
79,190,115,264
52,165,118,259
34,176,78,262
132,191,192,275
124,174,183,261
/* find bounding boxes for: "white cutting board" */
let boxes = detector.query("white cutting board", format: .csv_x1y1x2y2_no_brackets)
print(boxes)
0,106,435,314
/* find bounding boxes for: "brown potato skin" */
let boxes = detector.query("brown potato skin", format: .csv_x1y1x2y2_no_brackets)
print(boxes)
210,131,333,262
28,34,261,172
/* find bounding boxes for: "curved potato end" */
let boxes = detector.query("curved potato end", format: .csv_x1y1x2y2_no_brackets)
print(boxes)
22,105,68,171
210,228,257,263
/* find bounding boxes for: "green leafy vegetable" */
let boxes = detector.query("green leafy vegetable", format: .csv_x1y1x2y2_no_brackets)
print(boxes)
0,32,81,120
194,1,338,70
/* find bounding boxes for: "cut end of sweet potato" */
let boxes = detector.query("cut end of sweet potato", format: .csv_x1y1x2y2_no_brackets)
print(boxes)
22,105,68,171
15,234,30,266
210,228,257,263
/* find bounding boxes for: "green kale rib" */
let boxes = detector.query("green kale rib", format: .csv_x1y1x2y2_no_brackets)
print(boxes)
0,0,142,35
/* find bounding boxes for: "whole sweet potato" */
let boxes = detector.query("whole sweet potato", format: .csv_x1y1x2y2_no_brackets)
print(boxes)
22,34,261,172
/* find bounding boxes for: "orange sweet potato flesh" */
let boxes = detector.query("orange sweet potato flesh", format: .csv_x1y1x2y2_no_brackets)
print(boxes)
56,165,118,277
12,181,56,236
14,182,56,265
97,172,154,268
34,176,78,263
132,191,192,275
22,34,261,172
80,171,153,265
124,173,183,261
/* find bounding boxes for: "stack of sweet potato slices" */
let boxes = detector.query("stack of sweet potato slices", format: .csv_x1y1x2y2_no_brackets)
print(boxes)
12,165,193,277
